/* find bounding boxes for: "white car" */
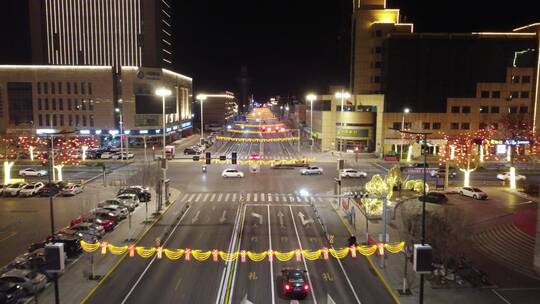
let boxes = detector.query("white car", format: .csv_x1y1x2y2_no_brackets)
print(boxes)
100,205,129,219
114,152,135,160
222,169,244,178
300,166,323,175
340,169,367,178
458,187,488,200
496,172,526,181
0,269,47,295
19,168,47,177
100,152,115,159
60,184,83,196
116,193,140,210
3,183,28,197
18,182,45,197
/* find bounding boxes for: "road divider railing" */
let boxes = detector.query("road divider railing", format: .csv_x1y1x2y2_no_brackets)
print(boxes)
80,240,405,262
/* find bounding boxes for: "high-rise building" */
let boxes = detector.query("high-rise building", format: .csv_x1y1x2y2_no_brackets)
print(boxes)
29,0,173,70
350,0,412,94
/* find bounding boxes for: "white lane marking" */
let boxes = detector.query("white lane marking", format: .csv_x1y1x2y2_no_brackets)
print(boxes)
217,193,223,202
317,197,324,203
372,162,389,172
216,204,242,304
226,204,247,304
203,193,210,202
492,289,512,304
210,193,216,202
120,205,192,304
332,244,362,303
267,193,272,202
288,195,294,203
274,194,279,202
247,193,251,202
267,205,276,304
224,193,230,202
261,193,265,202
180,193,189,201
194,193,202,202
232,193,237,202
187,193,196,202
289,205,318,304
254,193,258,202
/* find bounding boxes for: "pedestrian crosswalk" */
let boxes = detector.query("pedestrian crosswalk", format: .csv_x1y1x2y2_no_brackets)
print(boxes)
471,224,536,278
179,192,334,204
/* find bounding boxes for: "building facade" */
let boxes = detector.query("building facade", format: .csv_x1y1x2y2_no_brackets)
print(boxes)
29,0,173,69
0,65,192,140
199,92,238,129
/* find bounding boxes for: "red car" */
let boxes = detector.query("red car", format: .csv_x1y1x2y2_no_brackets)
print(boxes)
70,214,115,232
281,269,309,299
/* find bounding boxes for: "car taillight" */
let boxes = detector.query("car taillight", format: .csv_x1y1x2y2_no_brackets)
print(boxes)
304,284,309,291
285,284,290,291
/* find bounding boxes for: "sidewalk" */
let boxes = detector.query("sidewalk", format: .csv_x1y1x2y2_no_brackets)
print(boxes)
35,187,183,304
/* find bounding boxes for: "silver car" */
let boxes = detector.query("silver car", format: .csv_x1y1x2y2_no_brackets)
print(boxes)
116,193,140,209
99,198,135,212
100,205,129,219
0,269,47,294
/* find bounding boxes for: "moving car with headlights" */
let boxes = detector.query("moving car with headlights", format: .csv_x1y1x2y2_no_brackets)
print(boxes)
18,168,47,177
3,183,28,197
0,269,47,295
430,168,457,178
183,147,200,155
459,187,488,200
60,183,83,196
340,169,367,178
300,166,323,175
113,151,135,160
496,172,526,181
281,269,309,299
18,182,45,197
222,168,244,178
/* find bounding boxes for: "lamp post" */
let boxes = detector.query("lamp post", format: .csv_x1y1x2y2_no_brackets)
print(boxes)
155,88,172,211
306,94,317,151
392,128,431,304
335,90,351,154
196,94,207,143
400,108,410,162
115,107,124,161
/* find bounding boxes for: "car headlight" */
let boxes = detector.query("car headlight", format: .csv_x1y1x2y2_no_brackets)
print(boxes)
108,213,115,216
96,219,103,224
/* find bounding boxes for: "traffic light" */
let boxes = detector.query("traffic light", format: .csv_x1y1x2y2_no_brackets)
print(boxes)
219,155,226,161
192,155,200,161
205,152,211,165
354,145,359,152
231,152,237,164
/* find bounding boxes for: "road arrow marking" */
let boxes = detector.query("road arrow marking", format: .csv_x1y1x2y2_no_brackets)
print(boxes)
240,294,254,304
277,210,285,227
327,294,336,304
251,212,262,225
192,210,200,224
298,211,313,226
290,301,300,304
219,210,227,224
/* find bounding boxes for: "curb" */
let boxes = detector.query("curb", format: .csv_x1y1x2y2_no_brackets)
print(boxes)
79,188,182,304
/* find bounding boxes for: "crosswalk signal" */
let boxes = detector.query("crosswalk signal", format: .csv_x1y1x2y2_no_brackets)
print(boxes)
232,152,237,165
205,152,211,165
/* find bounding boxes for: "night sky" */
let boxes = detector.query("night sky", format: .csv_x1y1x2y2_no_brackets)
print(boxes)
0,0,538,100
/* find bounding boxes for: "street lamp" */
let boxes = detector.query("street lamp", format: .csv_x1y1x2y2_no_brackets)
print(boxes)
400,108,410,162
306,94,317,151
155,87,172,211
196,94,208,143
335,90,351,153
115,107,124,160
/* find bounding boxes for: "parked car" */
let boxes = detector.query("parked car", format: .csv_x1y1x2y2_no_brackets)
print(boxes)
0,281,25,304
340,169,367,178
29,235,83,258
18,168,47,177
100,152,115,159
99,198,135,212
70,215,115,232
116,194,140,210
9,249,49,276
222,169,244,178
57,227,99,242
418,192,448,204
281,269,309,299
3,183,28,197
0,184,5,196
37,182,62,197
430,168,457,178
18,182,45,197
69,222,105,238
496,172,526,181
300,166,323,175
459,187,488,200
118,186,151,202
99,205,128,219
90,208,122,222
113,152,135,160
60,183,83,196
0,269,47,295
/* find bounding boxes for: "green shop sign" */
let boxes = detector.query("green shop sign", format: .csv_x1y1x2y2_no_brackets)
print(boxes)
337,129,369,138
